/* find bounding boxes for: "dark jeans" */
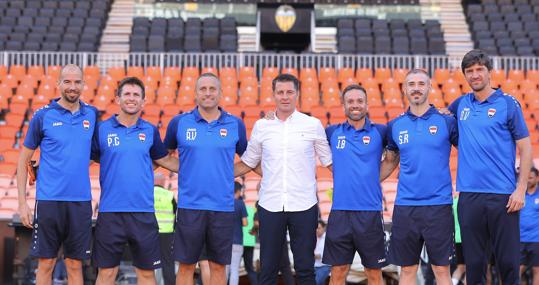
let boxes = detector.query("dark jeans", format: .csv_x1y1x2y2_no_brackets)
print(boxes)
243,246,258,285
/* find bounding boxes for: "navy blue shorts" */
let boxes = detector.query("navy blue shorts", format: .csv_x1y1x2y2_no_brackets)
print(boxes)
323,210,387,268
173,208,234,265
521,242,539,267
93,212,161,270
30,201,92,260
389,205,454,266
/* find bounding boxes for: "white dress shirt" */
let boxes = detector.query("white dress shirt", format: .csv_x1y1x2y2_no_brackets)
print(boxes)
241,110,332,212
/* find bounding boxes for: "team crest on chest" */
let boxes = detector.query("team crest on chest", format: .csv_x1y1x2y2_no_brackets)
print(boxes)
487,108,496,118
220,128,228,137
429,125,438,135
138,133,146,142
186,128,197,141
83,120,90,130
362,135,371,145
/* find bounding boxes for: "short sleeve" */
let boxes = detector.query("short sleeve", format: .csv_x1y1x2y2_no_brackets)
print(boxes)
448,95,464,115
164,116,180,150
241,200,247,218
23,111,44,150
150,125,169,160
386,121,399,152
236,119,248,156
90,123,101,161
241,120,263,168
506,96,529,140
444,115,459,147
325,125,338,146
314,120,332,167
374,124,388,148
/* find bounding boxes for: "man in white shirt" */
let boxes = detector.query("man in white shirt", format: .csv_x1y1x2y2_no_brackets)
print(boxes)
235,74,332,285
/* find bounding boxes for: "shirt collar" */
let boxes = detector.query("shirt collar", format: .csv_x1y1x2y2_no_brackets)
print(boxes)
50,98,88,115
470,88,503,103
109,114,143,129
344,117,372,131
405,104,437,121
193,106,227,123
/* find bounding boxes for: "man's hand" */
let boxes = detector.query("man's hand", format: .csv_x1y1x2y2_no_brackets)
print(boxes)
19,202,33,228
437,107,452,115
506,187,526,213
264,111,276,120
26,161,37,185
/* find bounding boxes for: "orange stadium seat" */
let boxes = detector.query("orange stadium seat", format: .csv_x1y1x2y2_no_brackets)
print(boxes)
319,67,337,83
0,125,19,139
434,68,450,83
508,69,525,82
201,67,219,76
2,74,18,89
393,68,408,83
83,66,100,78
220,67,237,79
0,65,7,79
93,95,112,112
146,66,162,81
28,65,45,79
46,66,62,80
164,67,181,83
9,65,26,81
527,70,539,83
300,68,317,81
356,68,373,82
240,66,256,81
451,69,466,85
108,67,125,82
281,67,298,78
490,69,506,83
0,138,13,151
341,78,359,90
338,68,354,84
127,66,144,79
375,68,391,81
262,67,279,80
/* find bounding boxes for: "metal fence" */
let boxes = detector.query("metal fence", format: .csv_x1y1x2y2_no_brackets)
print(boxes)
2,51,539,76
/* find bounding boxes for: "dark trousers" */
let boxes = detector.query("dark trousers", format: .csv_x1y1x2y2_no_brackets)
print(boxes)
243,246,258,285
258,205,318,285
458,193,520,285
159,233,176,285
279,243,295,285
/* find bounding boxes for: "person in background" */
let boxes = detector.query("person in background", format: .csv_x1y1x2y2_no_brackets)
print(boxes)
154,172,177,285
520,166,539,285
227,182,248,285
314,221,330,285
452,193,466,285
243,196,258,285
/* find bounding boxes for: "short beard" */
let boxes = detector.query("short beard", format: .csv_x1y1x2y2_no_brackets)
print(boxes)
62,93,80,104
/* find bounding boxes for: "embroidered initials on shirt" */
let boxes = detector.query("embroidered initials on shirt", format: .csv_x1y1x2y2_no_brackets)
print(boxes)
186,128,197,141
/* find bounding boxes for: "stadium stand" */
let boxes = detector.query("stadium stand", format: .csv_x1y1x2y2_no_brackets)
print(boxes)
466,0,539,56
130,17,238,53
337,18,446,55
0,0,111,52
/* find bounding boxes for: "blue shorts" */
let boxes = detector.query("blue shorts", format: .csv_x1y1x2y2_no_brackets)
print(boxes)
93,212,161,270
323,210,387,268
173,208,234,265
30,201,92,260
521,242,539,267
389,205,454,266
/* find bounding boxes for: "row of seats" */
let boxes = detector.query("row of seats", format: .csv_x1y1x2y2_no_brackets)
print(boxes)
336,18,446,55
130,17,238,53
0,0,110,52
467,0,539,56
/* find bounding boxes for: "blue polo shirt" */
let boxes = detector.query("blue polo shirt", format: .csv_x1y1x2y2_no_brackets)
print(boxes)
326,118,387,211
164,107,247,212
24,99,98,201
91,116,168,212
448,89,529,194
387,106,458,206
520,187,539,242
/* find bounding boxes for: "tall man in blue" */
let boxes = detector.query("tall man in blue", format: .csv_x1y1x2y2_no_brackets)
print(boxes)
164,73,248,285
520,167,539,284
91,77,179,285
323,84,388,284
16,64,98,285
234,74,333,285
380,69,458,285
448,49,533,285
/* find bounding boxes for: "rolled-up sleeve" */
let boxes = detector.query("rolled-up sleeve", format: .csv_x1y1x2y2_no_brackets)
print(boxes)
314,120,332,167
241,120,263,168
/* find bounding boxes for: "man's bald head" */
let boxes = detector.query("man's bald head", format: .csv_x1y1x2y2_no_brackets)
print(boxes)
59,64,83,81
